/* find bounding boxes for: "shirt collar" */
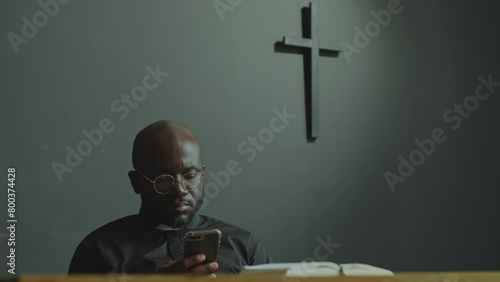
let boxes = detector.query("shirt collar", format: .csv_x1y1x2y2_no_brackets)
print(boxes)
155,223,179,231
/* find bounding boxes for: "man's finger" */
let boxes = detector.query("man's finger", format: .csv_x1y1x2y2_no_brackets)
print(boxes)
183,254,206,269
190,262,218,275
159,254,206,273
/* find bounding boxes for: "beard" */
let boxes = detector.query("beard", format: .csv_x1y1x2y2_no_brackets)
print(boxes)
171,189,204,228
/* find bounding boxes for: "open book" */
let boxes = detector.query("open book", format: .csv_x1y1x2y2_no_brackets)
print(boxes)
241,262,393,277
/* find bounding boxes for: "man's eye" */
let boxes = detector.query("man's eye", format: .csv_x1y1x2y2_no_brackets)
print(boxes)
184,173,198,179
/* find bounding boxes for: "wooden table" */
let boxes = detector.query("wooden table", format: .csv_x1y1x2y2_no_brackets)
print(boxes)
4,272,500,282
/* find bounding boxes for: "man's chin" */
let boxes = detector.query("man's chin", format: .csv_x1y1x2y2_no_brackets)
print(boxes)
161,198,202,227
159,208,191,227
170,212,193,228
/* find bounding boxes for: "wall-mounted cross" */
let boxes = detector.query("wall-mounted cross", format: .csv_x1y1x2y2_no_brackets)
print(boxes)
275,2,341,141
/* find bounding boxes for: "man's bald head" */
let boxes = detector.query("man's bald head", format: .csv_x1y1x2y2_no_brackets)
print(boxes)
129,120,205,227
132,120,201,170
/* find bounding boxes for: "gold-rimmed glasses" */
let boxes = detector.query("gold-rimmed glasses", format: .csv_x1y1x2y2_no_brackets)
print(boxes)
135,166,204,195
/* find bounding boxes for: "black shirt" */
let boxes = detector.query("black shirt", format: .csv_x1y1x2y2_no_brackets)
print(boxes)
68,208,272,275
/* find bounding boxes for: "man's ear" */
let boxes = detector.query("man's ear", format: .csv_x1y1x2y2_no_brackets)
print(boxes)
128,170,142,194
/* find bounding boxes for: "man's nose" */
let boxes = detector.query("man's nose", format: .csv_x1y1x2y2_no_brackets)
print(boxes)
171,175,188,196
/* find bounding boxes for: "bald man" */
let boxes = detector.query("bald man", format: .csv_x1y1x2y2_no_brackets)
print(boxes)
68,121,272,275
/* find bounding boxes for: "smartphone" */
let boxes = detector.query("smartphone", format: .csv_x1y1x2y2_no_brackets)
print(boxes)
183,229,222,263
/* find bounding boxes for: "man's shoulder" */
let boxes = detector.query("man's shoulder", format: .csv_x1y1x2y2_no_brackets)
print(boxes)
85,214,142,239
197,215,272,266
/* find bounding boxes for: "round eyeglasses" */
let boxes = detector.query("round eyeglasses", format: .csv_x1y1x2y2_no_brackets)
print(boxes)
135,166,204,195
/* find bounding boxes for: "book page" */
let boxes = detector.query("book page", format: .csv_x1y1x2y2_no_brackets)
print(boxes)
340,263,394,276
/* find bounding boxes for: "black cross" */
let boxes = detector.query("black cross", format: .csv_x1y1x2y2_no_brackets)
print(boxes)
275,2,341,141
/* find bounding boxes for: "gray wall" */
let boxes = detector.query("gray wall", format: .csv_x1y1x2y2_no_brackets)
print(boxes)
1,0,499,275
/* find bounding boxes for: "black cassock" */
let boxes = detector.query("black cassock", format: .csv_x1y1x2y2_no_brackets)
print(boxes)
68,206,272,275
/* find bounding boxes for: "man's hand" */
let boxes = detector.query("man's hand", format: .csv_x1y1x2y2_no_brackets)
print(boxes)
159,254,218,276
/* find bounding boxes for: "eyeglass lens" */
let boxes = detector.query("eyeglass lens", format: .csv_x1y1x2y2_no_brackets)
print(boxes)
154,172,203,194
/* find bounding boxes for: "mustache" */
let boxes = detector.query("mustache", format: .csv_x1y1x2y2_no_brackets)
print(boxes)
172,199,192,206
169,187,204,206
